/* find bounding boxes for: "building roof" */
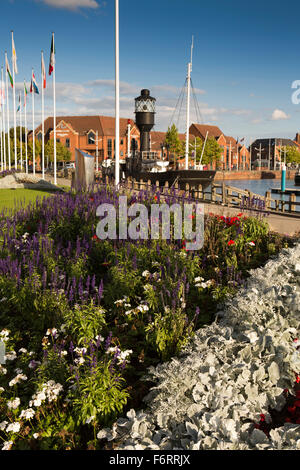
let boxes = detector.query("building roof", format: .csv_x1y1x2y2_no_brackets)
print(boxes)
252,138,298,147
32,115,137,138
190,123,223,139
150,131,194,151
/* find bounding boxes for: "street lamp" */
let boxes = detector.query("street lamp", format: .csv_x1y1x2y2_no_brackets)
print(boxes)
255,144,265,169
89,133,103,171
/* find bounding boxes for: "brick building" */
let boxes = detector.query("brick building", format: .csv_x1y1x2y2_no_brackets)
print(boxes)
250,138,299,169
31,115,140,166
30,115,250,171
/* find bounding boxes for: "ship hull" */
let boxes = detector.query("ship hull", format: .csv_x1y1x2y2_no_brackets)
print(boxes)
129,169,216,191
295,174,300,186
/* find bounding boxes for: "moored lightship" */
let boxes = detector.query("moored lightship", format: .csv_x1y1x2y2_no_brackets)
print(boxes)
125,88,216,191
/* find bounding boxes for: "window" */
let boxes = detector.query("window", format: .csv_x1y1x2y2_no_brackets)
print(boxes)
107,139,112,158
120,139,123,145
56,139,60,144
66,138,70,148
37,132,42,142
120,151,123,156
88,132,95,145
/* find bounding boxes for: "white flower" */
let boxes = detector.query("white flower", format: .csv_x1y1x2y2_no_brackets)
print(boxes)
33,433,39,439
0,329,10,342
46,328,58,337
95,335,104,343
74,357,85,365
0,387,4,393
7,397,21,409
142,270,151,278
0,366,7,375
19,408,35,420
9,374,27,387
0,421,8,431
5,351,17,361
6,422,21,433
85,416,95,424
247,242,255,246
2,441,13,450
194,276,204,283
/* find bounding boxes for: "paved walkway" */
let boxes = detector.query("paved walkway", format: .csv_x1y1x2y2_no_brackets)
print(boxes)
204,203,300,236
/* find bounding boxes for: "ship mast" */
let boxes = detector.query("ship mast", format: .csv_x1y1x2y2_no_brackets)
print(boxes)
185,36,193,170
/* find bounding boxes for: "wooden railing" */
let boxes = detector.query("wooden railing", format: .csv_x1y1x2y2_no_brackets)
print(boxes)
99,176,300,216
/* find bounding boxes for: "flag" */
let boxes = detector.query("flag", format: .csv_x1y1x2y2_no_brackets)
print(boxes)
240,137,245,143
30,72,39,95
6,56,13,88
0,82,5,106
41,54,46,89
24,80,28,106
49,34,55,76
17,93,21,113
12,33,18,75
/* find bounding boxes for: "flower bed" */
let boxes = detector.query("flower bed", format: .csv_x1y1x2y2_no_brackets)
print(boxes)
0,184,297,450
97,243,300,450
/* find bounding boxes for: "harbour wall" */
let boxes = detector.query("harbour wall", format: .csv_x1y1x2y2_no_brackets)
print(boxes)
214,170,297,181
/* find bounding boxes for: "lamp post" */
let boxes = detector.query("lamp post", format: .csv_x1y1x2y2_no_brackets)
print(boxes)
115,0,120,186
255,144,265,170
89,134,102,171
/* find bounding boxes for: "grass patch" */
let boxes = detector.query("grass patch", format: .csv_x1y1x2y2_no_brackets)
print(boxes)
0,188,60,213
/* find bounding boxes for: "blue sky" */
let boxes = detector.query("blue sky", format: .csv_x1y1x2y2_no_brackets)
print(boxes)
1,0,300,144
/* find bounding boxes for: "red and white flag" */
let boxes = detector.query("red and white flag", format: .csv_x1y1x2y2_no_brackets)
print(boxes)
49,34,55,76
41,53,46,89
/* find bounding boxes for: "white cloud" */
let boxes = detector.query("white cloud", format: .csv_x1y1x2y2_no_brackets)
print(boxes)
271,109,290,121
38,0,100,11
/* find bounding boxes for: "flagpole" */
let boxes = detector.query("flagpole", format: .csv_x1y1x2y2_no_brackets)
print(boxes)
52,33,57,186
0,104,3,172
32,68,35,176
115,0,120,186
24,81,28,174
11,31,17,170
5,52,11,171
19,92,22,171
41,50,45,180
1,67,6,171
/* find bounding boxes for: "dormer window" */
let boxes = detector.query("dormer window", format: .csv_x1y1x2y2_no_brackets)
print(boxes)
87,131,96,145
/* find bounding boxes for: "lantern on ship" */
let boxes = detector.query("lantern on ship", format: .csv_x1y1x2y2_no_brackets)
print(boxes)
135,89,156,156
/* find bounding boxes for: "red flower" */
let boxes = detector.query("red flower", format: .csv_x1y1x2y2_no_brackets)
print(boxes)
237,213,243,217
92,235,98,240
227,240,235,246
294,400,300,408
259,414,265,422
296,375,300,383
288,406,296,414
285,418,292,423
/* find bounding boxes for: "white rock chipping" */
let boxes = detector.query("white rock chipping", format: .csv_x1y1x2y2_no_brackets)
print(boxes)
97,243,300,450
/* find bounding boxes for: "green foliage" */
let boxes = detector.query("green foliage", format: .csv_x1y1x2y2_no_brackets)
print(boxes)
45,139,71,163
63,302,107,346
165,124,184,161
190,136,222,165
145,305,194,361
70,360,129,426
279,146,300,164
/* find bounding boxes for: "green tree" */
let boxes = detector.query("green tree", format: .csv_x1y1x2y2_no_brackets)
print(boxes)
165,124,184,162
279,146,300,164
45,139,71,163
189,136,222,166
